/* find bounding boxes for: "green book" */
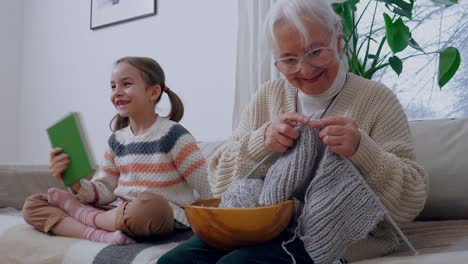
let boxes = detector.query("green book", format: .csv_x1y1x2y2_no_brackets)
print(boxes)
46,112,96,187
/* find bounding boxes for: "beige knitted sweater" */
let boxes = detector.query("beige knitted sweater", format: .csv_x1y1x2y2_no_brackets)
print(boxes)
208,74,428,261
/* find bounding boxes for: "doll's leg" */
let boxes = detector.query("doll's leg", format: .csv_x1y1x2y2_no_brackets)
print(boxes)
47,188,101,227
114,192,174,237
52,216,135,245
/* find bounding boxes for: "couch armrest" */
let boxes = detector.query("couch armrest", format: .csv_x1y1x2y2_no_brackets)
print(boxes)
0,164,63,210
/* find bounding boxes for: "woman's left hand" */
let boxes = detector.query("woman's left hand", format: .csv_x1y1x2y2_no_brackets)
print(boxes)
310,117,361,157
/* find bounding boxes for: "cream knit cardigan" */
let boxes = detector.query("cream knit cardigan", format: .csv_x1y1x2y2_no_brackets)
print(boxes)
208,74,428,261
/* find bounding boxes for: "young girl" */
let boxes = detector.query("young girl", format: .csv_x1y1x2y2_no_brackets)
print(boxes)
23,57,212,244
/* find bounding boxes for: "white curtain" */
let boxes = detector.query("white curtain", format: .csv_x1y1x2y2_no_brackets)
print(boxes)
232,0,279,130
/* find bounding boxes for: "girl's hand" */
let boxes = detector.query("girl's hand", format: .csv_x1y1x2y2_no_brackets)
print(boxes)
49,148,81,193
265,112,309,152
49,147,69,181
310,117,361,157
70,181,81,194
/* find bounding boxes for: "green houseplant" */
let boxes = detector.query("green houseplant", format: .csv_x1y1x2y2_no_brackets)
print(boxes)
332,0,461,88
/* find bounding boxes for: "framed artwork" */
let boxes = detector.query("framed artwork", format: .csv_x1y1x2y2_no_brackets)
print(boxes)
90,0,157,30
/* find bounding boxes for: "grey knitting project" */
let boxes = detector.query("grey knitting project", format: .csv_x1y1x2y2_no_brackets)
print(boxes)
219,127,386,264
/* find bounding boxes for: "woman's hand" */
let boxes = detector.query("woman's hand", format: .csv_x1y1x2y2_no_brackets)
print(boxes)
49,148,81,193
264,112,310,152
310,117,361,157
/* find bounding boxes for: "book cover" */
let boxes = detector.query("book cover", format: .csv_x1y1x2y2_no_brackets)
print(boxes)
46,112,96,187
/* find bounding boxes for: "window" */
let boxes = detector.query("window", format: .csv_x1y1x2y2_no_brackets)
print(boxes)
359,0,467,119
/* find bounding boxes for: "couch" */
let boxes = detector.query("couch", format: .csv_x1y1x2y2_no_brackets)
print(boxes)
1,118,468,264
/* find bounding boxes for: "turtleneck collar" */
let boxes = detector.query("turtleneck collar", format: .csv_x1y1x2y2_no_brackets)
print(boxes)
296,65,347,117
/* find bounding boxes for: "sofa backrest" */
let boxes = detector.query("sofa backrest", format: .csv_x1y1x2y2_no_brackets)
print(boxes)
1,119,467,220
0,164,62,209
198,119,468,221
410,118,468,220
0,142,227,210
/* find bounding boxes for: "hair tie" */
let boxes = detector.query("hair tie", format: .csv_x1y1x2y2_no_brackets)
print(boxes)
163,86,169,92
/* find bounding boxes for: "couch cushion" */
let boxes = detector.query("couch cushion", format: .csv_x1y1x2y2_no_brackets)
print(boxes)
0,208,188,264
410,118,468,220
355,220,468,263
0,164,63,209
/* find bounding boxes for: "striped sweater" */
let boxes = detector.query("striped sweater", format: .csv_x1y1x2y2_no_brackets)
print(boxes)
77,117,212,226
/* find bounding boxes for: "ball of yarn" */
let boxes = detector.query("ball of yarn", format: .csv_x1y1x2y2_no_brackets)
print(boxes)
219,178,264,208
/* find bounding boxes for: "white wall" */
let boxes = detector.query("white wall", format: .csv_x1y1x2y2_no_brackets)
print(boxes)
0,0,23,163
17,0,237,164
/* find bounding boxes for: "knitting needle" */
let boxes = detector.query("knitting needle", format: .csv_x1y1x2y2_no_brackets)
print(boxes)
305,116,419,255
298,115,419,255
385,213,419,256
243,115,419,256
245,113,320,179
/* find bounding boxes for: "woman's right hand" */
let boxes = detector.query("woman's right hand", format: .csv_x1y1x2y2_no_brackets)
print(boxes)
264,112,310,152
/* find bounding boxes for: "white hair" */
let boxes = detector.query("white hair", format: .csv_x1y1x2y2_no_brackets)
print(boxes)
264,0,343,51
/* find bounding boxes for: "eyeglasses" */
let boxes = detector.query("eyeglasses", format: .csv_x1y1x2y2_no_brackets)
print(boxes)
274,47,335,75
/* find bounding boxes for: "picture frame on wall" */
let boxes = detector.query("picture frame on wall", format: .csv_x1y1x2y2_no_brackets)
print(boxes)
90,0,157,30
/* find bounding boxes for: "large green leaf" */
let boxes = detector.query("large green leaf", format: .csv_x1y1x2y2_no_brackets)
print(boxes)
384,13,411,53
377,0,414,18
389,56,403,76
332,0,359,38
438,47,461,88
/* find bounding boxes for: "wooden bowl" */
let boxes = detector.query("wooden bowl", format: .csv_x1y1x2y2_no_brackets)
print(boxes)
184,198,294,250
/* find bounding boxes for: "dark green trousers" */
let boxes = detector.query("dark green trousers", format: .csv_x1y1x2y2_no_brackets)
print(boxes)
157,233,314,264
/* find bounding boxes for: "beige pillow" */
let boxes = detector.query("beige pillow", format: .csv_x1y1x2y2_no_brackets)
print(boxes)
410,118,468,220
0,142,225,210
0,164,62,209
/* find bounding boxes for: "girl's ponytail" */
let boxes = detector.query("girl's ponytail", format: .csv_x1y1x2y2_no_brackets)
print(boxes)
164,88,184,123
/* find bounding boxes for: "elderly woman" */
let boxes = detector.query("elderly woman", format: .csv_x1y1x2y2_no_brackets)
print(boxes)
158,0,428,263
